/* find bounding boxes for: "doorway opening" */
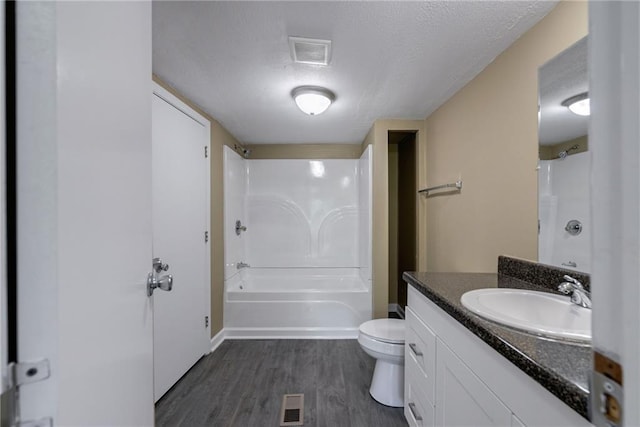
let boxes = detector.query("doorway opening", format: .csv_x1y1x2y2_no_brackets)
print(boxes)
388,131,417,318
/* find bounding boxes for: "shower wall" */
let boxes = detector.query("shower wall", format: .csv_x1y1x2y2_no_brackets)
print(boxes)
358,146,373,282
247,159,359,267
223,147,248,280
222,145,373,337
224,145,372,272
538,151,590,272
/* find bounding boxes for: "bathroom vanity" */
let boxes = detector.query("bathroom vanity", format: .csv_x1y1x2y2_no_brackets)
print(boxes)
403,261,593,427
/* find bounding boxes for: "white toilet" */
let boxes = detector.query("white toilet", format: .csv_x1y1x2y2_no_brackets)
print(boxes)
357,318,405,407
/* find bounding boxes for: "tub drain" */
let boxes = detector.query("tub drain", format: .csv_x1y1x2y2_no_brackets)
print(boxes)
280,393,304,426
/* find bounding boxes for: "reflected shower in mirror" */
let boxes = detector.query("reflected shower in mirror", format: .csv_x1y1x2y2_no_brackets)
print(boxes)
538,37,589,273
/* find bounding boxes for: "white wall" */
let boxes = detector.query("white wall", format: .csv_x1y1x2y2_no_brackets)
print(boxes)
538,151,591,272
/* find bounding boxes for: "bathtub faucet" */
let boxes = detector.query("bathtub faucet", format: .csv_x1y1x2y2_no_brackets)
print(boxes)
237,262,250,270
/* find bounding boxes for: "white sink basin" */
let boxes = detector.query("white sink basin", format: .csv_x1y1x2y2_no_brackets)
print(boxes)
460,288,591,342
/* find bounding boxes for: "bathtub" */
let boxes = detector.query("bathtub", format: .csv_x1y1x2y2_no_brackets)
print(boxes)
224,268,372,339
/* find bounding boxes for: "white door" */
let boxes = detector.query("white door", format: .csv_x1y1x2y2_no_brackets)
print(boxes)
152,84,211,401
15,2,154,425
589,3,640,426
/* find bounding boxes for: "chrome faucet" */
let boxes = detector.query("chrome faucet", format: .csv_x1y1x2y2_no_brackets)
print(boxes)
236,261,250,270
557,275,591,309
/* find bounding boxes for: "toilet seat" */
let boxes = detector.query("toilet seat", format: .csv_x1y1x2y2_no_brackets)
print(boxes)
358,333,404,358
359,318,405,344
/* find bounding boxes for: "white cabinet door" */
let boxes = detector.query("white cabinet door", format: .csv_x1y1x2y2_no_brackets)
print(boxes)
16,2,154,425
152,84,211,401
436,339,512,427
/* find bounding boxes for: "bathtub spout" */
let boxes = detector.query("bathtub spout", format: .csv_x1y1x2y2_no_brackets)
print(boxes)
237,262,250,269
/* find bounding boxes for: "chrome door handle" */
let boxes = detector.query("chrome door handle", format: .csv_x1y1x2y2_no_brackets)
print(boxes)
409,343,423,357
408,402,423,421
147,272,173,296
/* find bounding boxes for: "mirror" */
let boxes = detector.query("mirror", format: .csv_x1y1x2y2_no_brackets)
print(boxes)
538,37,590,273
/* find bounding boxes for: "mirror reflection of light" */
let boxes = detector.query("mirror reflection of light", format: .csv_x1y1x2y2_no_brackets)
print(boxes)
310,161,325,178
567,98,590,116
341,177,351,188
561,92,590,116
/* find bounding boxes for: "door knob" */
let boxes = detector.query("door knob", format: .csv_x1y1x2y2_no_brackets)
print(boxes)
147,272,173,297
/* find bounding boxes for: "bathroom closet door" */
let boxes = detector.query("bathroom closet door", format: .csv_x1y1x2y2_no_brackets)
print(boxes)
152,83,211,401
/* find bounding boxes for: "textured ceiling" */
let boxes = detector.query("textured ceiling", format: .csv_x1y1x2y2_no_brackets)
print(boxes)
539,37,588,146
153,1,557,145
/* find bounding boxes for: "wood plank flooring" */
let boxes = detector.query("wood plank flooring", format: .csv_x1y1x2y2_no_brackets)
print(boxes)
155,339,408,427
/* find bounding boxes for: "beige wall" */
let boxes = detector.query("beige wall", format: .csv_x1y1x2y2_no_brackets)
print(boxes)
424,1,588,272
245,143,361,159
152,75,243,337
388,144,399,305
362,120,427,318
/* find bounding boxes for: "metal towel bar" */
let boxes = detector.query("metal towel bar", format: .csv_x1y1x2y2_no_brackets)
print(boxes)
418,180,462,195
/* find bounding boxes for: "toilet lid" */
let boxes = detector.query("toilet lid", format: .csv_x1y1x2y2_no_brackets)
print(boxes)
359,319,405,344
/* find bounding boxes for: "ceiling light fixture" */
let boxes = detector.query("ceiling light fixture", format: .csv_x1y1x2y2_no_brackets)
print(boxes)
291,86,335,116
562,92,590,116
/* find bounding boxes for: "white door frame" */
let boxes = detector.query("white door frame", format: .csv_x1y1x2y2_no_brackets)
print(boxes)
0,0,8,404
590,2,640,425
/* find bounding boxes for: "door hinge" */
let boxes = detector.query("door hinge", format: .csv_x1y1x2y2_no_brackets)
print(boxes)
204,146,208,158
2,360,53,427
204,231,209,243
205,316,209,328
592,351,623,427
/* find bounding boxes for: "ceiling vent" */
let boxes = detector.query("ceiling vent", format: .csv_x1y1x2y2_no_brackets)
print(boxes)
288,36,332,66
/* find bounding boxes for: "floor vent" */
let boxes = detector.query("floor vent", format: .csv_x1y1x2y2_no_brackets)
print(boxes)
280,393,304,426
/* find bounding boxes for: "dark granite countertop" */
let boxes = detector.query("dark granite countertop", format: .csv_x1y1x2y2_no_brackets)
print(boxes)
403,271,591,420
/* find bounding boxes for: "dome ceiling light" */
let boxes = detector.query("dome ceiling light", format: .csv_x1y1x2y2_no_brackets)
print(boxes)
291,86,335,116
562,92,590,116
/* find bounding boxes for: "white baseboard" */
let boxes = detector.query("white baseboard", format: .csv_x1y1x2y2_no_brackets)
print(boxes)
223,327,359,340
208,326,359,353
209,329,226,353
388,303,405,319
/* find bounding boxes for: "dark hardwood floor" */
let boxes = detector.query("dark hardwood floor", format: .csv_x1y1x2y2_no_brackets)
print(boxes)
155,339,408,427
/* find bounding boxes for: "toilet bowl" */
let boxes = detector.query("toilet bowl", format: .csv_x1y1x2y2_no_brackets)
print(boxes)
358,318,405,407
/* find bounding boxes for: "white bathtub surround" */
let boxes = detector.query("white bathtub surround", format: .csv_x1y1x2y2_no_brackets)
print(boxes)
358,147,373,283
222,146,373,339
223,146,249,281
538,151,590,272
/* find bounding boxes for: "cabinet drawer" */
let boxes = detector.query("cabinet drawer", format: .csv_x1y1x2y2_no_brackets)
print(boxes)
406,307,436,403
405,355,435,427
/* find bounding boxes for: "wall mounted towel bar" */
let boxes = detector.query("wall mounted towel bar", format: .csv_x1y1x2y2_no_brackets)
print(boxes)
418,180,463,196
